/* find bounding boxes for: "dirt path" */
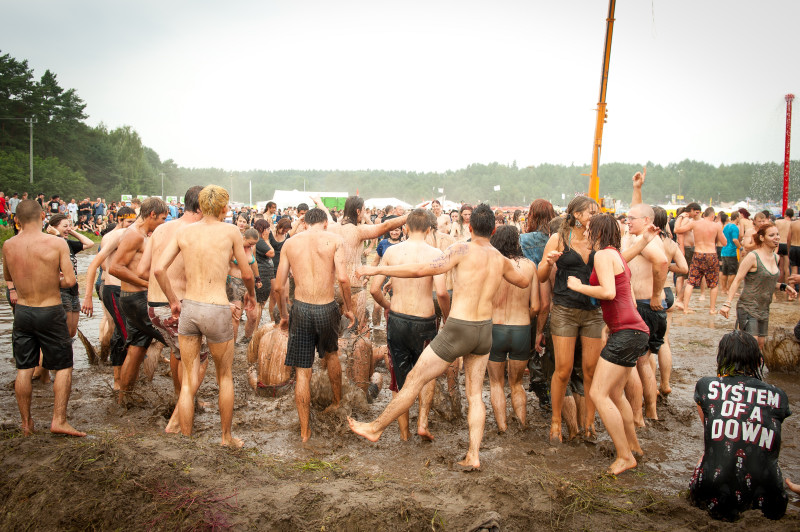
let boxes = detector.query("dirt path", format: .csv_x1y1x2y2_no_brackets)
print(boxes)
1,288,799,530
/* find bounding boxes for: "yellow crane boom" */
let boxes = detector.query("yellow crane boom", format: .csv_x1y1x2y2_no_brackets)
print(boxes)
588,0,616,210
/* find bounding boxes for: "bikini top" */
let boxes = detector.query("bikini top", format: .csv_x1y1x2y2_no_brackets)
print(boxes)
232,253,255,266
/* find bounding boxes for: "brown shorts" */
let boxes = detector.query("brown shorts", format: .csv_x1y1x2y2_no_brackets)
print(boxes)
177,299,234,344
688,252,719,289
677,246,694,278
148,303,209,362
429,317,492,363
549,304,605,338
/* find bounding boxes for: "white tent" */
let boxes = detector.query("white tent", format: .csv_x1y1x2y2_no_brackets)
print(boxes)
363,197,413,210
259,190,349,211
415,198,462,212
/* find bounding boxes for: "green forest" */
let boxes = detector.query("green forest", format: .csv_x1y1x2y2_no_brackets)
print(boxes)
1,51,797,208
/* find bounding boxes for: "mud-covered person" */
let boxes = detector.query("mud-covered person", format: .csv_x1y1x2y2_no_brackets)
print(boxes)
156,185,254,448
136,186,210,433
487,225,539,433
675,206,727,314
690,330,791,521
2,200,85,437
369,208,450,441
350,204,530,471
80,206,137,389
109,197,169,398
274,207,354,443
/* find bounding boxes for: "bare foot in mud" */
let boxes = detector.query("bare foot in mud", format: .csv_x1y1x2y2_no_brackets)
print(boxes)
683,308,695,315
549,422,562,444
323,403,340,414
21,419,34,436
709,308,717,315
221,436,244,449
698,294,706,301
457,457,481,472
417,427,435,442
164,416,181,434
50,421,86,437
197,400,210,409
348,416,382,442
634,416,646,429
674,300,684,311
659,385,672,397
786,478,800,495
607,456,637,475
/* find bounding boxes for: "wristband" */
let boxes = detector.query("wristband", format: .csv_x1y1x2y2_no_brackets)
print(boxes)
721,302,730,307
780,283,787,291
255,276,262,284
8,287,15,291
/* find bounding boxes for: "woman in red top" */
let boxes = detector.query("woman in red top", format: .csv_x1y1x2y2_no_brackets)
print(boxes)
567,214,650,475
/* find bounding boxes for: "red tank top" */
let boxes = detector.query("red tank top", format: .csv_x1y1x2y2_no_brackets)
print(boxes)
589,248,649,334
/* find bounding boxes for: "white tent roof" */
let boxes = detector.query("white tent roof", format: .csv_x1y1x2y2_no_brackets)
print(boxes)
363,197,413,209
261,190,348,210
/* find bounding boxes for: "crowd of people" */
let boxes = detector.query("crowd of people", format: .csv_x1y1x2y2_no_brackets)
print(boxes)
3,174,800,522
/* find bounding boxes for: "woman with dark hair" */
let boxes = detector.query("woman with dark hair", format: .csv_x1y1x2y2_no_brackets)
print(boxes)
720,222,796,350
252,218,275,327
450,204,473,242
566,214,652,475
689,330,791,521
510,209,523,231
268,217,292,320
487,226,539,432
537,196,603,442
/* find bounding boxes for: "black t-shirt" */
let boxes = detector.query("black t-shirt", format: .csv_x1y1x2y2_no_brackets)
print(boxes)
64,239,84,296
255,237,274,272
690,375,791,519
269,233,287,270
49,201,60,214
78,201,92,218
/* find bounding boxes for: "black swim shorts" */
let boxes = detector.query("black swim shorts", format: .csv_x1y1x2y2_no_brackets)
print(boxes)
386,311,437,391
790,246,800,269
600,329,649,368
13,304,73,371
285,300,340,369
778,243,788,256
119,290,166,349
489,324,531,363
101,284,128,366
636,301,665,353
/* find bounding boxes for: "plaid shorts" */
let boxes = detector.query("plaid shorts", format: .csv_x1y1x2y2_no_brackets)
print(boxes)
285,300,340,369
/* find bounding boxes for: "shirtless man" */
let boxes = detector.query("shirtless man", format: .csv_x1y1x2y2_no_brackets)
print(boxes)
431,199,450,234
3,200,84,437
137,186,210,432
369,208,450,441
487,226,539,432
624,170,669,422
676,207,726,314
81,207,136,388
274,208,354,442
109,198,169,396
674,203,701,301
790,213,800,292
775,209,793,284
156,185,254,448
350,204,529,470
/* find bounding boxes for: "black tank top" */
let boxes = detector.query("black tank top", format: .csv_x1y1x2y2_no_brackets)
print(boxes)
553,246,598,310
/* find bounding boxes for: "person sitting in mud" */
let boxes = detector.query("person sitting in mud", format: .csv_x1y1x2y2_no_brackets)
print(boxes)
156,184,255,448
274,207,354,443
350,204,529,471
690,330,791,521
2,199,85,437
81,207,136,389
109,197,169,399
136,186,210,433
487,225,538,433
369,208,450,441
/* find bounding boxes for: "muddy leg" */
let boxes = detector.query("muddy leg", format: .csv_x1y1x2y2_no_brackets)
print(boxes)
590,360,636,474
15,368,35,436
550,335,577,443
624,368,645,427
323,351,342,411
394,391,410,441
487,360,508,433
119,345,147,398
637,354,659,420
417,379,436,440
580,336,603,436
50,368,85,437
508,359,528,427
459,353,489,469
211,340,241,447
562,395,578,440
176,336,202,436
295,367,312,442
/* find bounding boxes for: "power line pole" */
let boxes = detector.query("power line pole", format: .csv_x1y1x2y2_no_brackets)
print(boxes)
160,172,165,198
24,117,37,184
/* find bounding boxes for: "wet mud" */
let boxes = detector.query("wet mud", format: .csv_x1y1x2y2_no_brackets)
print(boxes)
1,262,800,530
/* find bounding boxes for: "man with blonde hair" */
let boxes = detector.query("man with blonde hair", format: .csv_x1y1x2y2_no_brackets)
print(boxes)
156,185,254,448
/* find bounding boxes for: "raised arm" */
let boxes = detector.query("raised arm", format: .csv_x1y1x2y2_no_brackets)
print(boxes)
358,240,465,279
631,168,646,206
674,217,695,234
620,224,658,262
357,214,408,241
69,226,96,250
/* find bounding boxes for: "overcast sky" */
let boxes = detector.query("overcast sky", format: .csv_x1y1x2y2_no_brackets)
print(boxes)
2,0,798,172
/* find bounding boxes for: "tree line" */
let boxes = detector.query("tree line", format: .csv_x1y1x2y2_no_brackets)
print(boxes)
1,51,797,208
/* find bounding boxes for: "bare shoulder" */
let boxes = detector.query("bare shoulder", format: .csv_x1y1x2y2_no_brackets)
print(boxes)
325,229,345,245
446,241,469,256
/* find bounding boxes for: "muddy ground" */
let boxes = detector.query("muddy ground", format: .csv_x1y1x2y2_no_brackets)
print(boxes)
1,254,799,530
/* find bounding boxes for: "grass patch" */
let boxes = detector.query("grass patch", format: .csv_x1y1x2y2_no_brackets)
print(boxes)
293,458,341,472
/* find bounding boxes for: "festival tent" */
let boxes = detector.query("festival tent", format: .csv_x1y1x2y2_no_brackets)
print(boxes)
258,190,349,211
363,197,413,210
415,198,461,211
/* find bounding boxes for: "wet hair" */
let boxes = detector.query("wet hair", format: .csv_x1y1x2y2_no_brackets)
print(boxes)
549,216,564,235
587,213,621,251
253,218,269,234
407,208,429,232
526,200,556,234
729,211,739,221
199,185,229,217
276,217,292,233
490,225,523,259
512,209,522,223
716,330,763,380
236,214,249,225
140,197,168,219
243,228,259,241
15,199,42,224
48,213,69,228
753,221,776,247
676,207,685,217
459,204,473,225
116,206,135,219
719,212,728,224
652,206,668,231
425,210,438,231
184,186,203,214
304,207,327,225
297,203,309,213
342,196,364,226
264,201,276,212
558,196,598,249
785,208,794,218
686,202,701,212
100,223,117,236
738,207,750,219
703,206,715,217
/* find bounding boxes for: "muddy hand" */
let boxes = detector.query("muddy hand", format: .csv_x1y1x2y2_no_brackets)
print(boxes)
279,317,289,330
170,300,182,320
344,310,355,329
355,266,372,279
720,306,729,319
81,297,93,317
